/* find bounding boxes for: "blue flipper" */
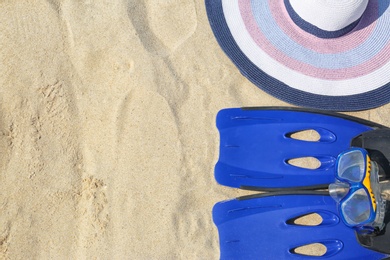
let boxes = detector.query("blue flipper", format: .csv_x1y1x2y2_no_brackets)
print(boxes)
216,107,382,189
213,194,389,260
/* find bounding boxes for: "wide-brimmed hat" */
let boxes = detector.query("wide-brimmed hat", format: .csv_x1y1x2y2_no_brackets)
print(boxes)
206,0,390,111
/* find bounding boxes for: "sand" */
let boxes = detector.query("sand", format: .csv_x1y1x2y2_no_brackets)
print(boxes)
1,1,390,259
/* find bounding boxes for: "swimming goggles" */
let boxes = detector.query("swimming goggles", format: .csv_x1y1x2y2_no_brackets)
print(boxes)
329,148,386,234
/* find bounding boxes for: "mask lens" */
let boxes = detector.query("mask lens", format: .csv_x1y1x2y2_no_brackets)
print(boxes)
341,188,371,225
337,150,365,182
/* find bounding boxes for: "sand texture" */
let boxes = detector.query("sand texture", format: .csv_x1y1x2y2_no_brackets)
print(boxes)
1,1,390,259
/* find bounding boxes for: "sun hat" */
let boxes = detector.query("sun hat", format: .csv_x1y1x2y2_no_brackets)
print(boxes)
205,0,390,111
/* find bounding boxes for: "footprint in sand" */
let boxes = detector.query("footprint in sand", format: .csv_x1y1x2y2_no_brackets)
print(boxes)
110,88,182,257
127,0,197,56
0,108,10,177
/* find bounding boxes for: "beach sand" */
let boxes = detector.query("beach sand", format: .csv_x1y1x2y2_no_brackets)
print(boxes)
1,1,390,259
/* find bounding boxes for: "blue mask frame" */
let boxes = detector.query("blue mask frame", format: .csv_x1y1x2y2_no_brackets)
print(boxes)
330,148,381,233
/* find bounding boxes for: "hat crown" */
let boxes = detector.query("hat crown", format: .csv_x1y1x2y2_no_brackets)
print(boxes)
288,0,369,35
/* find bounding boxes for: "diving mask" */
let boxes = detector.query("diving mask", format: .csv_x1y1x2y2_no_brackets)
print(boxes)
329,148,387,234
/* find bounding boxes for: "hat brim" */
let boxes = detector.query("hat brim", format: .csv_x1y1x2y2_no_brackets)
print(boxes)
206,0,390,111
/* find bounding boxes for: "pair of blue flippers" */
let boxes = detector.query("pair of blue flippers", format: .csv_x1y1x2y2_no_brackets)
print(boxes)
213,107,390,259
